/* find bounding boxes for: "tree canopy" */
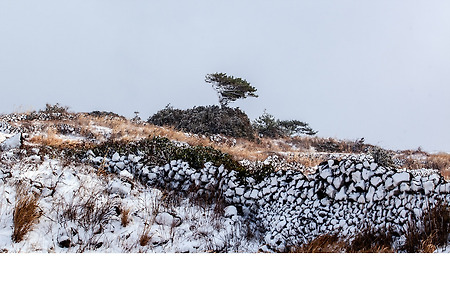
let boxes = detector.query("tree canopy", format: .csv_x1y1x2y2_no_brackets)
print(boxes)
205,72,258,107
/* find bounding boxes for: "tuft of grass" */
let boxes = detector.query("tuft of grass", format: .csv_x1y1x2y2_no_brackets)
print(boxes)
120,207,131,227
12,184,41,243
139,227,152,247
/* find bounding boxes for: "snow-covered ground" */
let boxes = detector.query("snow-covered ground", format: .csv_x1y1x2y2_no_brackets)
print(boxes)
0,113,448,253
0,155,259,253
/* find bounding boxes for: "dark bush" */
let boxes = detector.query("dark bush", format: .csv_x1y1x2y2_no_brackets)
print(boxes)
148,105,255,140
312,138,341,153
26,103,74,121
308,137,368,154
87,111,126,120
366,146,396,168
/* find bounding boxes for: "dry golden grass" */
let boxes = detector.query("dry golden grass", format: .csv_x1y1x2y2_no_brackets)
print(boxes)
401,201,449,252
294,155,325,170
23,114,296,163
427,153,450,180
421,234,438,253
397,151,450,180
12,183,41,243
19,113,450,178
28,126,83,149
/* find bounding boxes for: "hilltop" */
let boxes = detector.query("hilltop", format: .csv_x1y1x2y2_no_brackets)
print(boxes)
0,104,448,252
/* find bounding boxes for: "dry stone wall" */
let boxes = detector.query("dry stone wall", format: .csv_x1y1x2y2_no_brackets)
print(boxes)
87,151,450,251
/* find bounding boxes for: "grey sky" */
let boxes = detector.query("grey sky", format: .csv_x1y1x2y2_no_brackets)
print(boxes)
1,0,449,152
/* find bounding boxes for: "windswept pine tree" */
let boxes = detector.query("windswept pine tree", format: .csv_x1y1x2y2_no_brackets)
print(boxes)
205,72,258,107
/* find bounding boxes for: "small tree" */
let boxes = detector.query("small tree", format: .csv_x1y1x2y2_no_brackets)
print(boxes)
278,120,317,136
205,72,258,107
253,110,317,138
252,110,283,138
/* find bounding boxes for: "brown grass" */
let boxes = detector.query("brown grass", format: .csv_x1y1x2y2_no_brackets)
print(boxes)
421,233,437,253
403,201,449,253
288,226,396,253
288,234,346,253
12,183,41,243
139,227,151,247
28,126,83,149
120,207,131,227
427,153,450,180
294,154,327,170
397,151,450,180
346,226,394,253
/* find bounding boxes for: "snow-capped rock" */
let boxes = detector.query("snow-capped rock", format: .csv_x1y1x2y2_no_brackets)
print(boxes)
155,212,181,227
392,172,411,187
107,179,131,197
224,206,238,218
0,133,21,151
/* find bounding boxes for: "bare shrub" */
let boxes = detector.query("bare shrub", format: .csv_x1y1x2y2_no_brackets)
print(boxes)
288,136,367,154
59,183,119,238
71,197,117,232
187,180,225,215
12,183,41,243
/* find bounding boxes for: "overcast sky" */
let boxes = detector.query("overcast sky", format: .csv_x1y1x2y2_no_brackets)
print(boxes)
1,0,449,152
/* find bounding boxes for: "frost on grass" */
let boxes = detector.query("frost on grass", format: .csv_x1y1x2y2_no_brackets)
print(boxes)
0,157,257,252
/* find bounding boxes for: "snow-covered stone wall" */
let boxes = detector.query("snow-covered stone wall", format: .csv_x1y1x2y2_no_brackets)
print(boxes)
87,152,450,251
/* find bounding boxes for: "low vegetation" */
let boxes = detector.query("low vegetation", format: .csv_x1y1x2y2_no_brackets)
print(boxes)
90,136,275,183
402,201,450,253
